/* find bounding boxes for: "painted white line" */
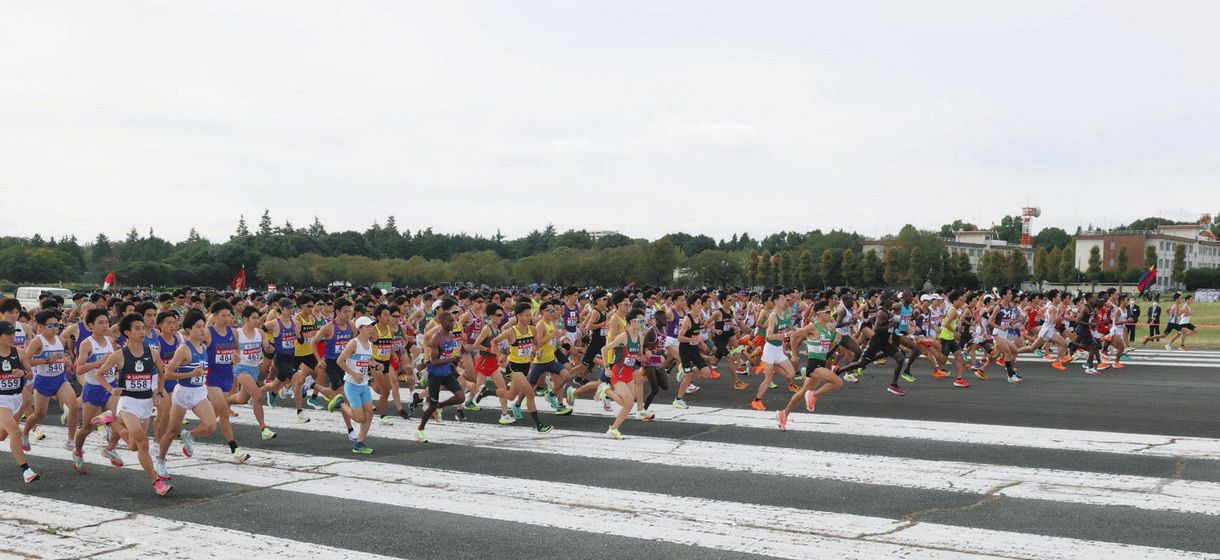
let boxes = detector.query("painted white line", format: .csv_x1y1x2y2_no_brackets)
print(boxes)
355,386,1220,461
17,431,1216,560
220,409,1220,516
0,490,394,559
1109,360,1220,368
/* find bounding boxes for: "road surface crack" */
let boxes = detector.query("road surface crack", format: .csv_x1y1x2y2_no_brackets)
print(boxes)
855,481,1022,540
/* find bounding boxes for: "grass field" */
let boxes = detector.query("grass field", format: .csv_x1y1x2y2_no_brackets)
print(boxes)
1141,300,1220,348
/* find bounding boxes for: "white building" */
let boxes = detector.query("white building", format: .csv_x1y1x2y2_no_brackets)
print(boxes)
1073,222,1220,290
862,229,1033,273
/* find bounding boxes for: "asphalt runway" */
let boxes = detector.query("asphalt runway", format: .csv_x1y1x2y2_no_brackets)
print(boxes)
2,347,1217,559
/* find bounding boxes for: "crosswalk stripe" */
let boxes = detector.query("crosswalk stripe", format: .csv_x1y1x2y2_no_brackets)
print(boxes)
351,389,1220,460
0,489,394,559
20,427,1214,560
214,408,1220,516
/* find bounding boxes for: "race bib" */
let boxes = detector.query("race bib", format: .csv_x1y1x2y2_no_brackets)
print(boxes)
102,368,117,383
516,343,534,357
623,356,637,367
280,336,296,351
126,373,152,392
242,346,262,361
215,348,234,365
355,359,370,375
0,375,20,391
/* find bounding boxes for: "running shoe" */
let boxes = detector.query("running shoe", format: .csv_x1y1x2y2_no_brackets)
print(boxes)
555,406,573,416
431,408,442,422
787,382,799,393
708,370,722,380
601,398,612,412
996,358,1006,367
511,403,523,419
885,385,906,396
153,478,173,496
416,429,428,443
843,373,859,383
233,448,250,463
1165,344,1173,351
31,426,45,441
398,408,410,420
1096,363,1111,371
59,409,68,425
606,427,623,440
22,467,38,484
228,409,238,418
278,386,292,400
63,439,74,451
900,372,917,384
181,431,195,457
101,447,123,467
766,382,777,390
1033,349,1044,358
793,373,805,383
953,378,971,388
1086,367,1100,375
91,413,114,427
534,387,546,397
20,434,30,452
776,410,788,431
499,414,515,425
380,415,393,426
352,442,374,455
735,364,748,375
932,370,949,379
536,424,553,433
296,411,311,424
595,383,608,402
672,398,689,409
750,399,766,411
973,369,989,381
474,384,489,404
266,391,277,407
734,381,748,390
565,386,576,408
805,391,817,412
306,395,325,410
327,394,345,412
635,410,655,422
544,391,559,410
72,450,87,474
687,384,702,394
1051,361,1066,371
1007,374,1023,384
154,456,168,478
1112,363,1127,369
261,427,277,440
348,429,359,441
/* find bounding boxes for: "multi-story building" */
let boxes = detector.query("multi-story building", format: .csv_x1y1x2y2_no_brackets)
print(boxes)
861,229,1033,273
1072,222,1220,290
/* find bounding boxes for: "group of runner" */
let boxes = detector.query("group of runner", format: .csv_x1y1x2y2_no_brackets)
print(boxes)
0,284,1196,494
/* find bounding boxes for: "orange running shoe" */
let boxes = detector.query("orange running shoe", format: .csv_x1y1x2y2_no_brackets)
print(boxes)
1042,354,1057,361
734,381,748,390
1051,361,1066,371
776,410,788,431
996,358,1006,367
1060,356,1072,363
709,371,721,380
804,392,817,412
1096,363,1111,371
973,369,989,381
754,364,765,374
932,369,949,379
1112,362,1126,369
788,383,800,393
751,399,766,411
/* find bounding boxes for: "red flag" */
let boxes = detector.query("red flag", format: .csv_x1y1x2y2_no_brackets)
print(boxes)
103,271,116,290
230,266,246,292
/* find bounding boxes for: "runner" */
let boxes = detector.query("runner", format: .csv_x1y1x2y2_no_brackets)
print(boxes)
602,309,649,439
336,316,377,454
416,308,470,443
777,301,843,430
751,292,799,411
155,310,220,477
230,306,276,440
0,321,39,483
202,301,251,463
21,311,78,451
71,308,126,474
492,302,553,434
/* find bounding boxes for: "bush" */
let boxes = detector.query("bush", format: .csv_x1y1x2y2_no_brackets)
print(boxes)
1184,268,1220,290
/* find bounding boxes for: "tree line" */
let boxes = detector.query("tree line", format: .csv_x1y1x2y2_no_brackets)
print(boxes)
0,211,1211,291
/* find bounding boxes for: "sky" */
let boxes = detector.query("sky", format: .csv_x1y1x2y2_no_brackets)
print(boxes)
2,1,1218,245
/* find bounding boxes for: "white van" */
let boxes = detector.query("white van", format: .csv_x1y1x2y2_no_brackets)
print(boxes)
15,287,74,311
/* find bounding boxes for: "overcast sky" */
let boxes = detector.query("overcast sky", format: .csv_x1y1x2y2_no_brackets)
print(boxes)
3,1,1217,245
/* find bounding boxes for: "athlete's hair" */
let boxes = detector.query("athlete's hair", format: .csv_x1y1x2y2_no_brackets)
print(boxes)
374,304,391,318
626,309,644,323
513,302,532,316
182,310,206,330
486,303,503,317
242,306,260,319
155,310,178,326
209,300,234,314
34,310,59,325
334,298,353,311
85,308,108,326
118,313,143,336
0,298,20,314
296,295,314,306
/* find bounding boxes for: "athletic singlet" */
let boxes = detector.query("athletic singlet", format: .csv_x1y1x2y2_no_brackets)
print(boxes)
426,332,458,377
207,326,236,378
464,314,484,345
646,325,665,366
1166,304,1178,325
766,311,791,347
835,303,853,335
681,316,704,349
805,322,835,360
562,304,580,333
344,338,373,385
533,320,558,363
118,345,156,399
1113,307,1128,330
83,336,116,386
0,347,24,395
74,321,93,355
32,334,65,377
373,324,395,362
665,310,682,338
611,333,642,370
13,322,26,350
295,314,318,357
157,332,181,369
477,326,500,357
939,308,960,341
236,328,263,368
325,322,353,360
895,303,914,336
177,341,209,388
274,318,296,356
507,324,535,364
1180,304,1192,324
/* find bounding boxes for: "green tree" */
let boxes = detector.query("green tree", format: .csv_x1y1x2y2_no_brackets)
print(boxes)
907,247,925,287
820,249,840,287
644,238,680,286
748,251,760,285
883,248,902,287
551,230,594,251
996,215,1023,244
1045,247,1061,284
757,251,773,286
1086,246,1102,289
840,249,861,287
1058,245,1076,285
977,252,1003,289
684,250,744,286
1008,251,1029,287
861,249,881,287
594,233,633,251
1115,245,1130,289
1033,247,1050,287
235,215,251,237
1032,227,1071,249
1144,245,1157,269
777,251,794,286
258,209,273,236
797,250,816,288
1171,244,1187,287
938,219,977,238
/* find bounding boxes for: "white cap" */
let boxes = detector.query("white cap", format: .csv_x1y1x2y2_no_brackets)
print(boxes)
354,316,375,328
431,300,443,310
931,293,943,300
919,294,932,302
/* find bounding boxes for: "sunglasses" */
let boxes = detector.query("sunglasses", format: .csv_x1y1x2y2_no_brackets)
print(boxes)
45,323,61,328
